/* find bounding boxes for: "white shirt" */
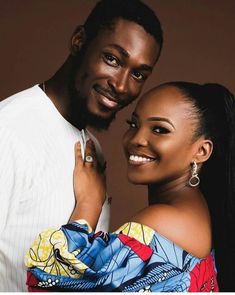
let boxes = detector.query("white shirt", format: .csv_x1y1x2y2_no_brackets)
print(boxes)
0,85,110,291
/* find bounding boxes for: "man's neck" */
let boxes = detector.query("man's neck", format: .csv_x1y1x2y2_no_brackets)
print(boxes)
41,56,86,129
45,61,71,117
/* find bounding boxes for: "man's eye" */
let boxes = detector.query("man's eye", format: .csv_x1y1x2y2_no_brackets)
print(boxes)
103,53,119,66
132,71,145,81
152,126,170,134
126,119,137,128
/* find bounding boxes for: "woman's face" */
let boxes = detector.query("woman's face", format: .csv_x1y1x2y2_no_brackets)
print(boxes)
123,85,200,185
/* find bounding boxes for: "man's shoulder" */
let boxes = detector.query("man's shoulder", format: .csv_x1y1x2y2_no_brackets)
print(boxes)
0,85,43,117
0,85,56,145
0,85,49,126
1,84,39,104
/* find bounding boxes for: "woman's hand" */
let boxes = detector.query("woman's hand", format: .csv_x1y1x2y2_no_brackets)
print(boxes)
70,139,106,229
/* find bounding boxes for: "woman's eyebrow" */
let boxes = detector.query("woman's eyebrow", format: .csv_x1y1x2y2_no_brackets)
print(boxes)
147,116,175,129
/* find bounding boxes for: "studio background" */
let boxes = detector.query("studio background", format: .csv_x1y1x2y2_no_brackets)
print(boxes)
0,0,234,230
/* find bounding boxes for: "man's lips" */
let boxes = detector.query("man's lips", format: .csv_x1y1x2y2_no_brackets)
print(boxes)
94,85,120,109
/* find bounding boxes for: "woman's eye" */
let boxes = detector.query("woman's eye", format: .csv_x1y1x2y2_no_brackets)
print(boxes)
132,71,145,81
126,119,137,128
152,126,170,134
103,53,119,66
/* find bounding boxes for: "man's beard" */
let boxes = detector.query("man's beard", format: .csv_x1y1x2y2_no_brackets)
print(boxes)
68,78,116,131
66,48,134,131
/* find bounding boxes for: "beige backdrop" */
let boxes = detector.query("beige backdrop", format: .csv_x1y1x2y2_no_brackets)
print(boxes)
0,0,234,230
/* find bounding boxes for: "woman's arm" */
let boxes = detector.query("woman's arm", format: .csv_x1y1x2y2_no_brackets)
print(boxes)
70,140,106,230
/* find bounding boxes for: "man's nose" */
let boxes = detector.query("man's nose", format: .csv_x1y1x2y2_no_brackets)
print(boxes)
108,69,129,95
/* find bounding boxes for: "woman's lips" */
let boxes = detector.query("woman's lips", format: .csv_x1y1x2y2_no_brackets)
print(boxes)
128,154,156,165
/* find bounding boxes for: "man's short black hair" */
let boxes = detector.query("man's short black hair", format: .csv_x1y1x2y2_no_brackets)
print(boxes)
83,0,163,55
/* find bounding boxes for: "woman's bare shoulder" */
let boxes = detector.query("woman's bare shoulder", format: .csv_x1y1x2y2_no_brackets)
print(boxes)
130,203,212,258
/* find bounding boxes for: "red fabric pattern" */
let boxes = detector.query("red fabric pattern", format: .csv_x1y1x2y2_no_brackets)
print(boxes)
188,255,219,292
119,234,153,261
27,272,48,292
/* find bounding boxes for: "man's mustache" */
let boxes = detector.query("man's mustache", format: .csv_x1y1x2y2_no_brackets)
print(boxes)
94,84,127,107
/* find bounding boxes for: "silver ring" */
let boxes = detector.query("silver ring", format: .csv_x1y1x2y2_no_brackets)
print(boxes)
85,155,94,163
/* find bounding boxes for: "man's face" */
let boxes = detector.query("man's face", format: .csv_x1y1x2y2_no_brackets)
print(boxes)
71,19,160,129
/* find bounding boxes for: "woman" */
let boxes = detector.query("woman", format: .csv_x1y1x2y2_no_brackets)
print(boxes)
25,82,235,292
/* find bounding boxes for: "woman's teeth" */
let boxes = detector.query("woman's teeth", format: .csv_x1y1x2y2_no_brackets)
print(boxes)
129,154,154,163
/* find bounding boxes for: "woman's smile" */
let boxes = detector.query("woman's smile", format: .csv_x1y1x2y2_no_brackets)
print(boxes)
128,153,157,165
122,85,199,185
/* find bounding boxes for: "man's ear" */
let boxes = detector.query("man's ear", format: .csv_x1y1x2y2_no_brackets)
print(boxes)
70,26,86,56
193,139,213,164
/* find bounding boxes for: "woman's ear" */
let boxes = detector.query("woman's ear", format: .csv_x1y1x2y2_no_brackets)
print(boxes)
193,139,213,164
70,26,86,56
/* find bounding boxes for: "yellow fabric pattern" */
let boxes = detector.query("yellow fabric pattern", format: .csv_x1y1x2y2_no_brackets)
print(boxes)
115,222,155,245
74,219,93,233
25,228,87,278
25,221,154,280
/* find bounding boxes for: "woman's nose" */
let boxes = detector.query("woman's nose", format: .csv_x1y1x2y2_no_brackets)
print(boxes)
129,128,148,147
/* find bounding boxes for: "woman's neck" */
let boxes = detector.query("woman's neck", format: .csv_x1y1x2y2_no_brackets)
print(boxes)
148,174,199,205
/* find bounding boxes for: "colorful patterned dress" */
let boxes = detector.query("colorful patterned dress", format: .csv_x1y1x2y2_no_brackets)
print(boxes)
25,220,218,292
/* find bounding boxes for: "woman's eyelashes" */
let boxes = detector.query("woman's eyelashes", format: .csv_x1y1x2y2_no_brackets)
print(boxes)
152,126,170,134
126,119,170,134
126,119,137,128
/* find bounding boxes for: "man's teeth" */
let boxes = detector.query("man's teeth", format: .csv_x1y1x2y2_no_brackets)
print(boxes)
129,155,153,163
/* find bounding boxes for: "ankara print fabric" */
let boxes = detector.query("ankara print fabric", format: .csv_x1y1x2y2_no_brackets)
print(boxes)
25,220,219,292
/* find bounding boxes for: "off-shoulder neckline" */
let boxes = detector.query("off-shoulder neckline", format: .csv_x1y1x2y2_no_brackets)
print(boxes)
116,221,213,261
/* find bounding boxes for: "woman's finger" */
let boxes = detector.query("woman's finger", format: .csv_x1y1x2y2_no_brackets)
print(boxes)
84,139,97,166
74,141,83,166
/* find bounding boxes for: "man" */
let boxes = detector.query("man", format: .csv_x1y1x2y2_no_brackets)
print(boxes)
0,0,163,291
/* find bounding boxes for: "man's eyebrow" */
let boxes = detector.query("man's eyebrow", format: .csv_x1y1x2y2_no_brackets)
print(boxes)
147,117,175,129
107,44,153,72
107,44,129,58
138,64,153,72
